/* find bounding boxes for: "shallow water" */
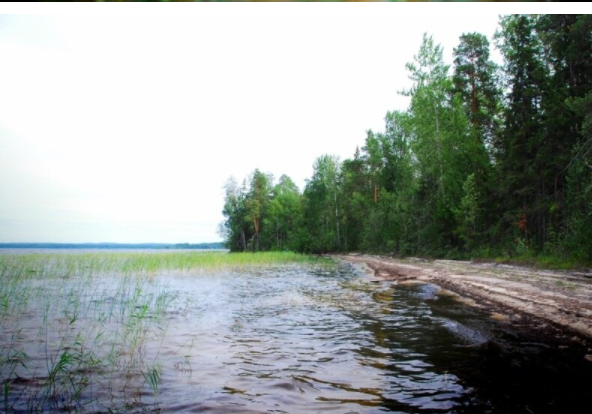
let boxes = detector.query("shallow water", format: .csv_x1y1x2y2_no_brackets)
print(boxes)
2,262,592,413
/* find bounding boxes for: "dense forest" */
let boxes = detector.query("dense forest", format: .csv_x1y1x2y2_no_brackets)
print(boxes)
219,15,592,265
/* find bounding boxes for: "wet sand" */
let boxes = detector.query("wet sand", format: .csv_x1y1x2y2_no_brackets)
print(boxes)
335,254,592,344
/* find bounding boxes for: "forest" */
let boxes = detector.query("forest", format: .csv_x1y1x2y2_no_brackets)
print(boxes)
219,15,592,266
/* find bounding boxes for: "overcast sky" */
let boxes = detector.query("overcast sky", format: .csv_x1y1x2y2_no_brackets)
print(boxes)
0,8,558,244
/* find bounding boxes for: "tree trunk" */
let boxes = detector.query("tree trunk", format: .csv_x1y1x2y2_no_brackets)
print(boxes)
434,101,446,200
334,192,341,250
240,230,247,252
276,218,280,249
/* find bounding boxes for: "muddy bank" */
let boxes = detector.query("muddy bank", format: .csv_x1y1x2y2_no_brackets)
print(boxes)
335,254,592,345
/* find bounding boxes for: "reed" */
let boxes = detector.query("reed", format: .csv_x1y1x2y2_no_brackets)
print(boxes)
0,251,327,276
0,250,329,412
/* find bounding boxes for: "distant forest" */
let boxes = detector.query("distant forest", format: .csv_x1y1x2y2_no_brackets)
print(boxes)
0,243,225,250
219,15,592,265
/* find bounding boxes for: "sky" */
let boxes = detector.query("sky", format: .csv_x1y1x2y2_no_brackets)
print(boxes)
0,7,558,244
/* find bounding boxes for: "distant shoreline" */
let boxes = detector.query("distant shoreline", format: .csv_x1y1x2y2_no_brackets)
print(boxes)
0,242,225,250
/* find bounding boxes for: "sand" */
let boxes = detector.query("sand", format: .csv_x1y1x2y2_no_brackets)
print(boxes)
335,254,592,342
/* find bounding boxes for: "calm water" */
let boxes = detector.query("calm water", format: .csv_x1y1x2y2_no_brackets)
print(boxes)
0,248,229,254
2,261,592,413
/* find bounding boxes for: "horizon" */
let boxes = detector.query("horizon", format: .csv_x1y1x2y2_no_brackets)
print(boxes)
0,11,523,244
0,241,223,245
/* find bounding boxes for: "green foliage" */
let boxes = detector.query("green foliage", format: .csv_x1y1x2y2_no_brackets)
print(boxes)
219,170,272,252
454,173,481,250
220,171,307,252
219,17,592,267
489,14,592,257
301,155,343,253
453,32,501,147
563,124,592,263
400,34,489,253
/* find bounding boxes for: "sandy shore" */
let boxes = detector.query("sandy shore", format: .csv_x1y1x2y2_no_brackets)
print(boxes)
335,254,592,343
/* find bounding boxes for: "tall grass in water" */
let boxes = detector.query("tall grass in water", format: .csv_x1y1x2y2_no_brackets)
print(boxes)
0,251,325,276
0,251,328,412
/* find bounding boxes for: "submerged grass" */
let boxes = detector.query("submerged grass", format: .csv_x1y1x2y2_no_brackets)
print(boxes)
0,250,331,412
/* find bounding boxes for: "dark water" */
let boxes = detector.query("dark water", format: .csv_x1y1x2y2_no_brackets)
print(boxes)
2,263,592,413
150,265,592,413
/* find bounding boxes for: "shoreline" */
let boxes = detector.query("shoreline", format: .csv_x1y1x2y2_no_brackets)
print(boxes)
334,254,592,346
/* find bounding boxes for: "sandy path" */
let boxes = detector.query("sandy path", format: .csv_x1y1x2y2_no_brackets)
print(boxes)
335,254,592,341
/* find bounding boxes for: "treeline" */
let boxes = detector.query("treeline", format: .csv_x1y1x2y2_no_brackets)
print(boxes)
220,15,592,265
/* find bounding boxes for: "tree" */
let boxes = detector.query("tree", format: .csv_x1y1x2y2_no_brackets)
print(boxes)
220,171,301,252
266,175,302,251
563,92,592,261
381,111,418,254
219,177,248,252
243,170,273,251
341,148,369,251
453,32,501,149
353,111,417,253
494,15,553,250
536,15,592,249
218,17,592,264
454,173,481,250
402,34,479,252
302,155,343,253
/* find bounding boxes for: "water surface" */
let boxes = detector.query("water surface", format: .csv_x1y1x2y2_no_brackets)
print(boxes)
2,261,591,413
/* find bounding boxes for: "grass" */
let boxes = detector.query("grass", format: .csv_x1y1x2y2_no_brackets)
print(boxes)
485,254,587,271
431,245,591,272
0,251,326,278
0,250,327,412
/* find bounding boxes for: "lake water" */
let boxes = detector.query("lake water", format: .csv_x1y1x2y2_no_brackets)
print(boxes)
0,248,229,255
2,260,591,413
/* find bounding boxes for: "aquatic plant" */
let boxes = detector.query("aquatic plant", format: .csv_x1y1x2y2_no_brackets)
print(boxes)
0,251,328,277
0,251,327,412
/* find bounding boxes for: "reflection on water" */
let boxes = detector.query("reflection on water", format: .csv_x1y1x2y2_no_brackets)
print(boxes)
2,263,592,413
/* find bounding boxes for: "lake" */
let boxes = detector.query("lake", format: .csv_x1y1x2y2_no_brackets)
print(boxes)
1,252,591,413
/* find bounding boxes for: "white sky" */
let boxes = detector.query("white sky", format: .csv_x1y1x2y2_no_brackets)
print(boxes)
0,6,571,244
